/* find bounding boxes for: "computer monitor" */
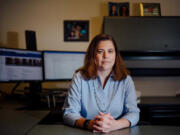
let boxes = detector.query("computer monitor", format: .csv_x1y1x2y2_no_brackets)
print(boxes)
43,51,85,81
0,47,43,82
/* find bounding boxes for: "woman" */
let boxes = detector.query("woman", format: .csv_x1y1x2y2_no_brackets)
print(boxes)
63,34,139,133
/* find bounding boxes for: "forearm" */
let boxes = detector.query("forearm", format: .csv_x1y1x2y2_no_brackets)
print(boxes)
122,111,140,127
63,113,82,126
112,118,130,131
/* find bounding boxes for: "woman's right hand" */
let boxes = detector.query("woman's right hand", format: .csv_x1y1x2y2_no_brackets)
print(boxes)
92,112,115,133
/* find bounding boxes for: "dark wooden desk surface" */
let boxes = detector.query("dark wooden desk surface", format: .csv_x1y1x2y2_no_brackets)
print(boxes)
27,125,180,135
0,98,49,135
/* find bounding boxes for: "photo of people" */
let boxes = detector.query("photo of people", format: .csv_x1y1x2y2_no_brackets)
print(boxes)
64,21,89,41
108,2,119,16
108,2,129,16
119,3,129,16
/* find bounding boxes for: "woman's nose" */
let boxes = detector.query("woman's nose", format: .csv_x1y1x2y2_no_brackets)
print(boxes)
103,51,108,58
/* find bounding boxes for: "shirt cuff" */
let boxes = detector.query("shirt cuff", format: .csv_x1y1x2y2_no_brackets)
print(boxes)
63,113,82,126
122,113,139,127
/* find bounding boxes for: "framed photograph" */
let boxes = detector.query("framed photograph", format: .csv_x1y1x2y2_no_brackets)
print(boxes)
64,20,89,41
140,3,161,16
108,2,129,16
108,2,119,16
119,2,129,16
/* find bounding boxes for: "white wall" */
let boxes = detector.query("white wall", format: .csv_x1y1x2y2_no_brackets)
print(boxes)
0,0,180,96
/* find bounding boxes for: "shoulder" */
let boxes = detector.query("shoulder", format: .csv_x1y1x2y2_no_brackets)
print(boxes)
121,75,132,82
72,71,86,81
125,75,133,81
71,71,90,88
122,75,134,85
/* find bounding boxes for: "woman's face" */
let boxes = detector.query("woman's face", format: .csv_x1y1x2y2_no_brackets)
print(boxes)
95,40,116,72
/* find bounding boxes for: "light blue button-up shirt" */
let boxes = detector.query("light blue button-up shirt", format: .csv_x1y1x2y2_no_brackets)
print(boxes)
63,72,139,127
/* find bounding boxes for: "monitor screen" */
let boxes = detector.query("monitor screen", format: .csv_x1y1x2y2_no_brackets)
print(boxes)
43,51,85,81
0,48,43,82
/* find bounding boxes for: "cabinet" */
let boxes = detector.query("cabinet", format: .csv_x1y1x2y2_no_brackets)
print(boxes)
138,97,180,126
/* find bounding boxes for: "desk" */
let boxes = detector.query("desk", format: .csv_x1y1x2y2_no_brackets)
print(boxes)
0,98,49,135
27,125,180,135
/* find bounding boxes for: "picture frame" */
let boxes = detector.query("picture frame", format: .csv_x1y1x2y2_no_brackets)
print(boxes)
108,2,119,16
140,3,161,16
64,20,89,42
108,2,129,16
119,2,129,16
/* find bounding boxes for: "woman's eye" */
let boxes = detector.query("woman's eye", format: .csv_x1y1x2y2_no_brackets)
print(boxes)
97,50,104,54
108,49,113,53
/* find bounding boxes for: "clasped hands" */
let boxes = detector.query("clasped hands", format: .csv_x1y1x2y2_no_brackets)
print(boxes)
91,112,116,133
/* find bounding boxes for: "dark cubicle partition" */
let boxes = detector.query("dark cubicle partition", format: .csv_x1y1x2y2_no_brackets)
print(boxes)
103,16,180,76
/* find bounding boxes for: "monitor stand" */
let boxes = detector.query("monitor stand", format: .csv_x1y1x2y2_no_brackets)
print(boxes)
23,82,45,110
14,81,49,111
29,82,42,103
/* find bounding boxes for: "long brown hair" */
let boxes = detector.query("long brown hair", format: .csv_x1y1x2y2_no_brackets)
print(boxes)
77,33,129,81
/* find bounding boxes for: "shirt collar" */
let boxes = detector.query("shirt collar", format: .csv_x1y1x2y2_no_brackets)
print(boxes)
96,72,114,80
